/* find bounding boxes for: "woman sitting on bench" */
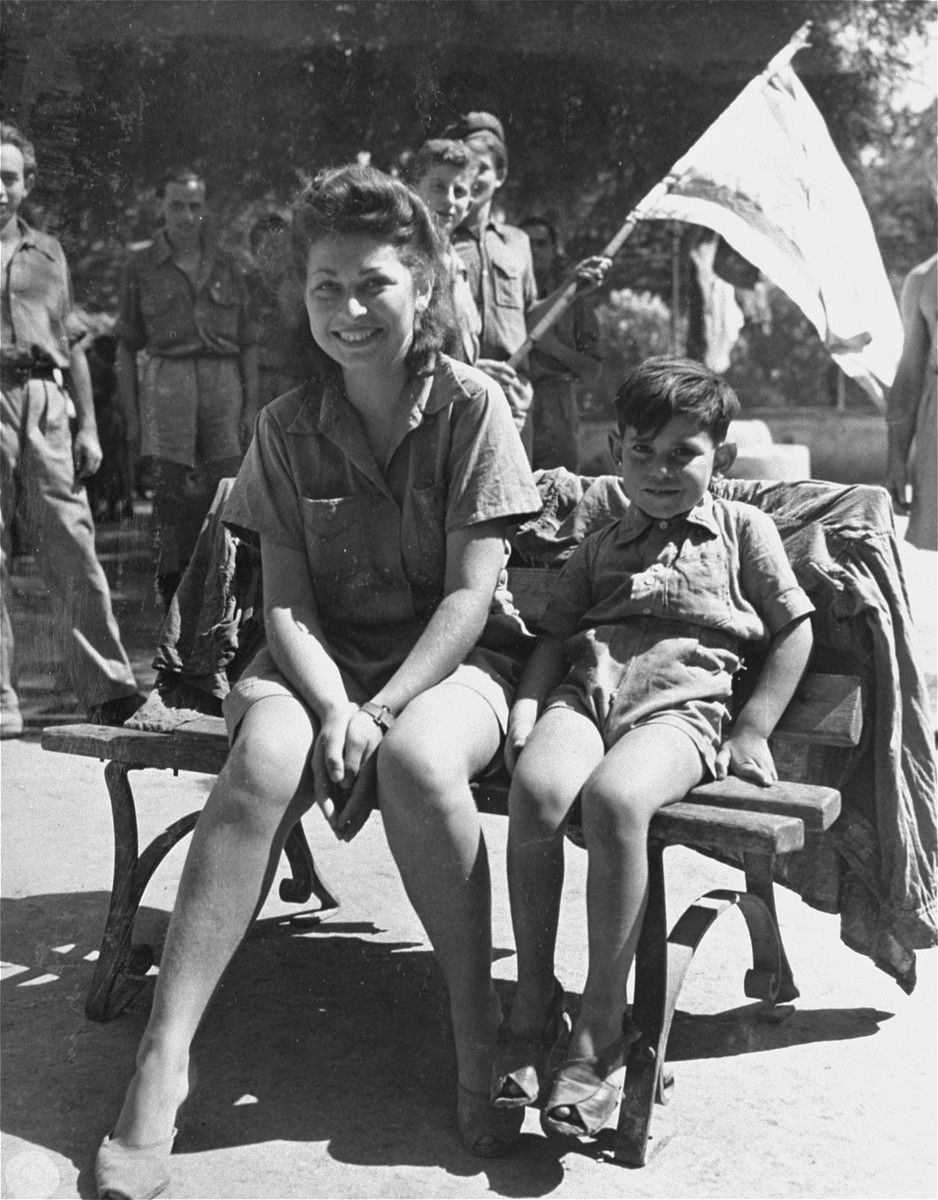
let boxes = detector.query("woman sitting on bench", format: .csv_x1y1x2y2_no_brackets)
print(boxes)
95,164,541,1198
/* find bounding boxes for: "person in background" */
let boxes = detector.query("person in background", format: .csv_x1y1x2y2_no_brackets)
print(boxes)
0,122,143,738
85,332,135,524
886,254,937,551
115,167,258,609
247,212,314,406
446,113,539,456
408,138,481,364
519,216,607,471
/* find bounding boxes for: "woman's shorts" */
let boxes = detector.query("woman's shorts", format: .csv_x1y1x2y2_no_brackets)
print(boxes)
222,644,518,745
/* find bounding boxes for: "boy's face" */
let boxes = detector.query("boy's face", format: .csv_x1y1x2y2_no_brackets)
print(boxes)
0,143,32,234
161,179,206,247
611,414,735,521
467,149,504,218
414,163,473,236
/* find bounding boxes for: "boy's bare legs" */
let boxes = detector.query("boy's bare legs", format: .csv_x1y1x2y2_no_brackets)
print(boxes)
377,683,505,1096
507,707,605,1036
109,696,317,1148
572,723,703,1059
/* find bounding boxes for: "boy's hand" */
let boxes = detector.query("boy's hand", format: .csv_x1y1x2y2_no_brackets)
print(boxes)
714,728,777,787
504,700,538,775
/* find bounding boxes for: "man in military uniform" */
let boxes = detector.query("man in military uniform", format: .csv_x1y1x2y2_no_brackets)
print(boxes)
115,168,258,607
1,122,142,738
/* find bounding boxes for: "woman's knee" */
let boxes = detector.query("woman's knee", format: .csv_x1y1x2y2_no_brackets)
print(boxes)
378,726,469,818
215,703,315,825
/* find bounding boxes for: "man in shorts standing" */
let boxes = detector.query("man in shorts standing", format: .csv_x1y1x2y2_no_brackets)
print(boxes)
115,168,258,607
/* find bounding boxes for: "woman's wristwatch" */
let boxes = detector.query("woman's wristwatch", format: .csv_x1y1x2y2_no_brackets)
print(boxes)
359,701,396,734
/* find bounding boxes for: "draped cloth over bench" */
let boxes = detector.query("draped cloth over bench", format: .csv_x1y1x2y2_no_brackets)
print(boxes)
130,469,937,992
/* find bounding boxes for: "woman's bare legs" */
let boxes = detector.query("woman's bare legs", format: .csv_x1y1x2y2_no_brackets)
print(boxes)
108,695,318,1147
377,683,503,1097
571,724,704,1059
506,708,604,1038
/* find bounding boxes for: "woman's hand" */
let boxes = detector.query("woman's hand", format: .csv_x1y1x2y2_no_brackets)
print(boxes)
714,728,777,787
312,704,384,838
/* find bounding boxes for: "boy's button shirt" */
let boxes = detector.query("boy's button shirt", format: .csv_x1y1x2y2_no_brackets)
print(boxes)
539,491,813,648
452,220,537,363
114,231,257,358
1,219,75,369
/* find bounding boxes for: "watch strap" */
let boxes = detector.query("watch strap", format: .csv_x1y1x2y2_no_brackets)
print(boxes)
360,701,395,733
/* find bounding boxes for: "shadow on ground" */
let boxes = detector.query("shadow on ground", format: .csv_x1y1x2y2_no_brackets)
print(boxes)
0,889,894,1198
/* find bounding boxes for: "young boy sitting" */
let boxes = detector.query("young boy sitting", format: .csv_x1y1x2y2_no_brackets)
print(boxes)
408,138,481,364
494,355,815,1139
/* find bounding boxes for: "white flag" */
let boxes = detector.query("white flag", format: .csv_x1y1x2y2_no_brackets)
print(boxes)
643,65,902,405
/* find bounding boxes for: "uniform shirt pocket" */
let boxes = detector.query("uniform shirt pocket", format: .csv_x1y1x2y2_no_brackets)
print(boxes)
403,480,447,607
491,260,523,309
301,497,370,587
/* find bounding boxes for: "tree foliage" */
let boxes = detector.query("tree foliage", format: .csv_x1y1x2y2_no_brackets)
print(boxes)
1,0,933,400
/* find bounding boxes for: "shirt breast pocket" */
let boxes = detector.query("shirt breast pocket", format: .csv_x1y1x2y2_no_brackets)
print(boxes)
301,497,370,585
404,480,447,596
669,536,733,626
208,278,240,309
491,260,523,309
140,280,179,319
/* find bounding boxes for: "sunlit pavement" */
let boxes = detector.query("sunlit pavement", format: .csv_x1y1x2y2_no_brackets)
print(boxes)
1,505,935,1199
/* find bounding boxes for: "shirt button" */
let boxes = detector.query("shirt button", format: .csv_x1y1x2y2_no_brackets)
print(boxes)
642,607,652,615
658,520,669,530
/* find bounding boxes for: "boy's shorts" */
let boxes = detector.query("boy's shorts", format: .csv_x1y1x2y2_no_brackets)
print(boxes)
544,686,727,776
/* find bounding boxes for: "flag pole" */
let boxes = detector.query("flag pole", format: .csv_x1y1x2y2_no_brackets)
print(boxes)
508,21,813,368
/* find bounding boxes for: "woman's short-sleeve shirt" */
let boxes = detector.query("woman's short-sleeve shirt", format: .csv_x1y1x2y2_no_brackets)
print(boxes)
223,355,541,687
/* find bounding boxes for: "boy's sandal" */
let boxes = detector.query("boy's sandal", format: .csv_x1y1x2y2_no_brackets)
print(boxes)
94,1129,176,1200
491,978,570,1109
540,1036,630,1139
456,1084,524,1158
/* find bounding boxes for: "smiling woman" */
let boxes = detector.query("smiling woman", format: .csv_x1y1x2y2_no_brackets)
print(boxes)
93,163,542,1199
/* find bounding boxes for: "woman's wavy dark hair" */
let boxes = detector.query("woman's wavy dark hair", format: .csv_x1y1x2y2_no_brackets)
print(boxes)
291,163,454,377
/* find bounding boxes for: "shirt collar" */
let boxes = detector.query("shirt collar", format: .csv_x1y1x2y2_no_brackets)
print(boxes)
9,218,56,261
615,489,720,545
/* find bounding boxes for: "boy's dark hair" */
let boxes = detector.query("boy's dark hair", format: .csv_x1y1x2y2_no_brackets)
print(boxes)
291,163,451,376
249,211,289,253
407,138,476,185
615,356,740,443
443,110,506,143
464,129,508,177
0,121,37,176
156,167,204,198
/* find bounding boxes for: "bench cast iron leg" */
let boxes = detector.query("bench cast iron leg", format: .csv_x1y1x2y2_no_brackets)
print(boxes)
86,766,343,1022
614,844,786,1166
85,763,199,1022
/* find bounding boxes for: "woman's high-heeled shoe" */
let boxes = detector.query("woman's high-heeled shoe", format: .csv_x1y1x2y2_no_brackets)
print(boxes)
94,1130,176,1200
540,1035,629,1139
457,1084,524,1158
491,978,569,1109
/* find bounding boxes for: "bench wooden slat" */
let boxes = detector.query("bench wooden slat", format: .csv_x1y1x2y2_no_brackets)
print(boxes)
41,723,228,775
687,777,841,831
772,672,863,746
651,802,804,855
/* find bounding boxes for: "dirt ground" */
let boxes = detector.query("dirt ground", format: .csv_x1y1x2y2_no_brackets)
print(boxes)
1,506,936,1200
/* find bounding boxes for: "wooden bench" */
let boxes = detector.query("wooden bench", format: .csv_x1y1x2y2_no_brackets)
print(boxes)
41,565,860,1166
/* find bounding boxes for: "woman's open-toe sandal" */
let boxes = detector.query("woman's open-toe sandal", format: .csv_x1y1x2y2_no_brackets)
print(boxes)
95,1130,176,1200
457,1085,524,1158
540,1036,629,1139
492,978,570,1109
